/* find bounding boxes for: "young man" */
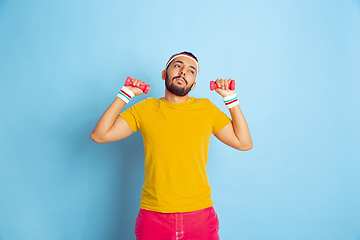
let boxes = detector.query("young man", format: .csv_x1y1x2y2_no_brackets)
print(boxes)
90,52,252,240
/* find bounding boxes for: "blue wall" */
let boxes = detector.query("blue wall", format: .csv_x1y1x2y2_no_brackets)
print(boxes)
1,0,359,239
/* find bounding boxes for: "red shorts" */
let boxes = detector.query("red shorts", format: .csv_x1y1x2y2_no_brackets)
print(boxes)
135,206,220,240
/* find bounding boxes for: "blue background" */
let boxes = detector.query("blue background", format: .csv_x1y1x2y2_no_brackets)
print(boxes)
1,0,359,239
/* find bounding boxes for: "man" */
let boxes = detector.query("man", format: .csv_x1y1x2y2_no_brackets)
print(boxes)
90,52,252,239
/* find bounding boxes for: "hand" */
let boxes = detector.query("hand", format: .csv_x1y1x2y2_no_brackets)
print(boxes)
125,78,146,96
214,78,236,97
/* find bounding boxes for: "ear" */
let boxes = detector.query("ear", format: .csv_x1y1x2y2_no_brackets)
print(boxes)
191,81,196,90
161,70,166,80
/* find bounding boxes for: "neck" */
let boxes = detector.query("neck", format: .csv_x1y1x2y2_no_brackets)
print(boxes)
165,88,189,103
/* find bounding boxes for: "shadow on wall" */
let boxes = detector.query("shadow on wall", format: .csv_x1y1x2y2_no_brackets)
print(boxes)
55,95,144,240
0,0,7,12
109,133,144,240
81,121,144,240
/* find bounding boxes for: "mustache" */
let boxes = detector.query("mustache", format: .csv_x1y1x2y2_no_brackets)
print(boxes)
172,76,187,85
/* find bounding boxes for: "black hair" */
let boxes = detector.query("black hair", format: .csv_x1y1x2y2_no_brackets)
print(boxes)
169,51,198,62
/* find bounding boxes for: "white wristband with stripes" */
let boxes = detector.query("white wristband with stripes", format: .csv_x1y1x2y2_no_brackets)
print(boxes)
117,86,135,104
223,93,239,109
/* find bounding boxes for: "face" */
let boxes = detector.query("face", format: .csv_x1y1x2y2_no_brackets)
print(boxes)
162,56,198,97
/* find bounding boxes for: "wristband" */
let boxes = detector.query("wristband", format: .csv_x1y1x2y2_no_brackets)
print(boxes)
223,93,239,109
117,86,135,104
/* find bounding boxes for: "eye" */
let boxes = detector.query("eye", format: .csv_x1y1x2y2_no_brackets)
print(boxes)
189,70,194,74
174,64,180,68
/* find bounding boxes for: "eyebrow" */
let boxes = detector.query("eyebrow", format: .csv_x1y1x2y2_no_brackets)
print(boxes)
173,60,197,72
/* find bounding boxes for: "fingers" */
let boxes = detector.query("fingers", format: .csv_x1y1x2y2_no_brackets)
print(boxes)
130,78,146,87
123,77,147,96
215,78,232,90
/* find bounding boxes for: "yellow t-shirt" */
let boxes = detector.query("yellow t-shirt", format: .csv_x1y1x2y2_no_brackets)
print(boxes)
120,97,231,213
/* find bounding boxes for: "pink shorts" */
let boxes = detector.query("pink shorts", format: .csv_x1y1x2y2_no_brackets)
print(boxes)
135,206,220,240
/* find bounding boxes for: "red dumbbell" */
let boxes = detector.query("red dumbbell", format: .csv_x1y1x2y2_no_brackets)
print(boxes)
210,80,235,91
125,76,151,94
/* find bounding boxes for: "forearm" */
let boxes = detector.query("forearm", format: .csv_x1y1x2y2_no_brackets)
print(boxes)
90,78,146,143
91,98,126,139
213,78,253,150
228,105,253,149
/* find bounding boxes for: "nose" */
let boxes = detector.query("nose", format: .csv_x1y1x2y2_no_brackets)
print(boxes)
179,68,185,76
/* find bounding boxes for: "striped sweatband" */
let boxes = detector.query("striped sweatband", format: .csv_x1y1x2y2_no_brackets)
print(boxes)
165,53,199,76
117,86,135,104
223,93,239,109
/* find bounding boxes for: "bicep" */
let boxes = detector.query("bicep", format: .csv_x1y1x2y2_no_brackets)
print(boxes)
100,115,134,143
214,122,243,150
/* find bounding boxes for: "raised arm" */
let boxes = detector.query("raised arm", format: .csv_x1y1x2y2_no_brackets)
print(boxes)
213,79,253,151
90,78,145,143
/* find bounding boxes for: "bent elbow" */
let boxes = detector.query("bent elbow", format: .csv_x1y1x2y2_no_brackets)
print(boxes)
238,142,253,151
90,133,104,144
243,145,253,151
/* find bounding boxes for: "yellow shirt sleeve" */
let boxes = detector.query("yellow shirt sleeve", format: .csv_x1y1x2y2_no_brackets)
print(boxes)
208,100,231,134
120,99,148,132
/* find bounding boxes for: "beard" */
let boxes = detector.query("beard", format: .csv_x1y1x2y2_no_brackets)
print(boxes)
165,74,194,97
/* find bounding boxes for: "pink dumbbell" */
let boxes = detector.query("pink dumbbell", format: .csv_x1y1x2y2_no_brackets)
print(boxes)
210,80,235,91
125,76,151,94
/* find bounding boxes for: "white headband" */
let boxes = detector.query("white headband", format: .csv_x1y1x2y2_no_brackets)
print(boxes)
165,54,199,76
